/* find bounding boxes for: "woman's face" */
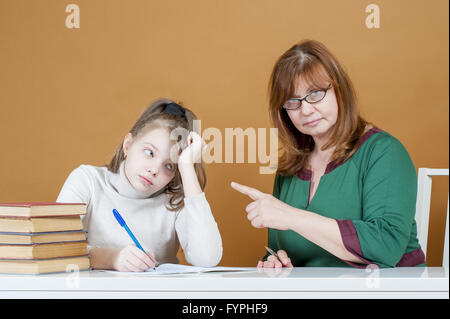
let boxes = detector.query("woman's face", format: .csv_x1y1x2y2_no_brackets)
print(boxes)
122,127,177,195
285,77,339,143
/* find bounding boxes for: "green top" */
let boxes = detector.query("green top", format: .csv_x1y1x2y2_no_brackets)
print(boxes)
265,127,425,268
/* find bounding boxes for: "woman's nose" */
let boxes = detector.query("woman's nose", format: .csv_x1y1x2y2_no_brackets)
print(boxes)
300,101,315,116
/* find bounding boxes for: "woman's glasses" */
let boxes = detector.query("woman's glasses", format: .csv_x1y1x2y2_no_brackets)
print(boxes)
282,84,332,110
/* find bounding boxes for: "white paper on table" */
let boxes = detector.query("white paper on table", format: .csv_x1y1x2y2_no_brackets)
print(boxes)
102,263,255,275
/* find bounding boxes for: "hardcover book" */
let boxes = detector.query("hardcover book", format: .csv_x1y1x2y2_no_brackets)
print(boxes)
0,202,86,218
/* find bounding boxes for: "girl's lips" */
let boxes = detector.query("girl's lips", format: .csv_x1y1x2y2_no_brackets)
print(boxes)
140,175,153,186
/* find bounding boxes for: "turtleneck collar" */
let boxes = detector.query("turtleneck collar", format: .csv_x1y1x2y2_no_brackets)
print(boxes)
109,161,165,199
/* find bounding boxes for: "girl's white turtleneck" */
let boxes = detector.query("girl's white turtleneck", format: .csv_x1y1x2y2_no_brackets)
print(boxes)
56,161,223,267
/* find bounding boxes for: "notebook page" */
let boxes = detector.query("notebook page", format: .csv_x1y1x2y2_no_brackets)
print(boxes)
102,263,253,275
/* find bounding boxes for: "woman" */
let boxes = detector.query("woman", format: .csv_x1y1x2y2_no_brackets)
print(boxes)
231,40,425,268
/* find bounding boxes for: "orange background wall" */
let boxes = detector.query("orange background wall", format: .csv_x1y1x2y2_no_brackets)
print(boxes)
0,0,448,266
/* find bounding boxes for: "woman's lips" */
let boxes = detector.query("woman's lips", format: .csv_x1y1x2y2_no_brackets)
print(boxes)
139,175,153,186
304,118,322,126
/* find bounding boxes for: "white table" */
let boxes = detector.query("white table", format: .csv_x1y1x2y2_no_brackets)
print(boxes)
0,267,448,299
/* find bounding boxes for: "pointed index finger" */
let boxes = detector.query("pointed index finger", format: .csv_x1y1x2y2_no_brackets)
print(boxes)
231,182,265,200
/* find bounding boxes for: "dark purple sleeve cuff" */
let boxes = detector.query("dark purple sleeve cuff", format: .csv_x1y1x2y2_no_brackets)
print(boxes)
336,219,379,269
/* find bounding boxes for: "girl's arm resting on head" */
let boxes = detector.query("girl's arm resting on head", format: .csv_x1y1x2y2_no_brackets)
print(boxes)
178,164,202,198
177,131,207,198
176,136,222,267
175,192,223,267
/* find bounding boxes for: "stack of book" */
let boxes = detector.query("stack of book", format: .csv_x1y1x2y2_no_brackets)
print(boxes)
0,202,90,274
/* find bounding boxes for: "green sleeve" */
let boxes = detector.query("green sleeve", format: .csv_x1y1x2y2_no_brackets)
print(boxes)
346,136,418,267
262,174,282,261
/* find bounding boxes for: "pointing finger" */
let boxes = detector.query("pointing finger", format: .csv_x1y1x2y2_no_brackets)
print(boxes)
230,182,265,200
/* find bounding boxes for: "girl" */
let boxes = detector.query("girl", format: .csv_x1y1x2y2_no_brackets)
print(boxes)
232,40,425,268
57,98,223,271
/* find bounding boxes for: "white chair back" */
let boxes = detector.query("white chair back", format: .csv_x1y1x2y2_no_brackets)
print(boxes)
415,168,449,267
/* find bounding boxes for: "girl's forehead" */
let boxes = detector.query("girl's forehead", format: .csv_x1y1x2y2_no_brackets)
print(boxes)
137,127,176,149
140,126,170,138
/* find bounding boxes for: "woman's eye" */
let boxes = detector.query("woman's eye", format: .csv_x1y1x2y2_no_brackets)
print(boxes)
144,149,153,157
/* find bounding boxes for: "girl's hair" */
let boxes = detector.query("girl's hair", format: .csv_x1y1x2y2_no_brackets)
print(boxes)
105,98,206,212
268,39,369,176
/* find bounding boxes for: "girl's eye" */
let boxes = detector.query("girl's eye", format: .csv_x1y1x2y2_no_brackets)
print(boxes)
144,149,153,157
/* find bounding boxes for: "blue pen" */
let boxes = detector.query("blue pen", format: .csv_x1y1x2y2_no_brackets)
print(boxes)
112,208,156,270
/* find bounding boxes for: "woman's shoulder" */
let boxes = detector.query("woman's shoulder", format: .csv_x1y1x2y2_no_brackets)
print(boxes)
354,126,415,174
358,126,409,157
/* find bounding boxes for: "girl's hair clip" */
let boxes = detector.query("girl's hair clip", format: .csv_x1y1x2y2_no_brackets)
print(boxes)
164,102,186,119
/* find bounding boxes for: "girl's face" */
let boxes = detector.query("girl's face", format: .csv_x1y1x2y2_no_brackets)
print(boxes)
122,127,177,195
285,77,339,143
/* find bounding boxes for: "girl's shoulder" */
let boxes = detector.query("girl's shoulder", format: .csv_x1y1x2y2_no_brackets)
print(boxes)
71,163,107,175
66,164,110,184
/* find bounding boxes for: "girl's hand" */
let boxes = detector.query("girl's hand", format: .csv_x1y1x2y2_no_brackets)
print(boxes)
257,250,293,268
230,182,293,230
177,131,205,198
178,131,207,167
111,245,157,272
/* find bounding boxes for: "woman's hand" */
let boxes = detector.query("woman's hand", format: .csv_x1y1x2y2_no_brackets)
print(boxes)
257,265,293,277
178,131,207,168
111,245,157,272
257,250,293,268
230,182,293,230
